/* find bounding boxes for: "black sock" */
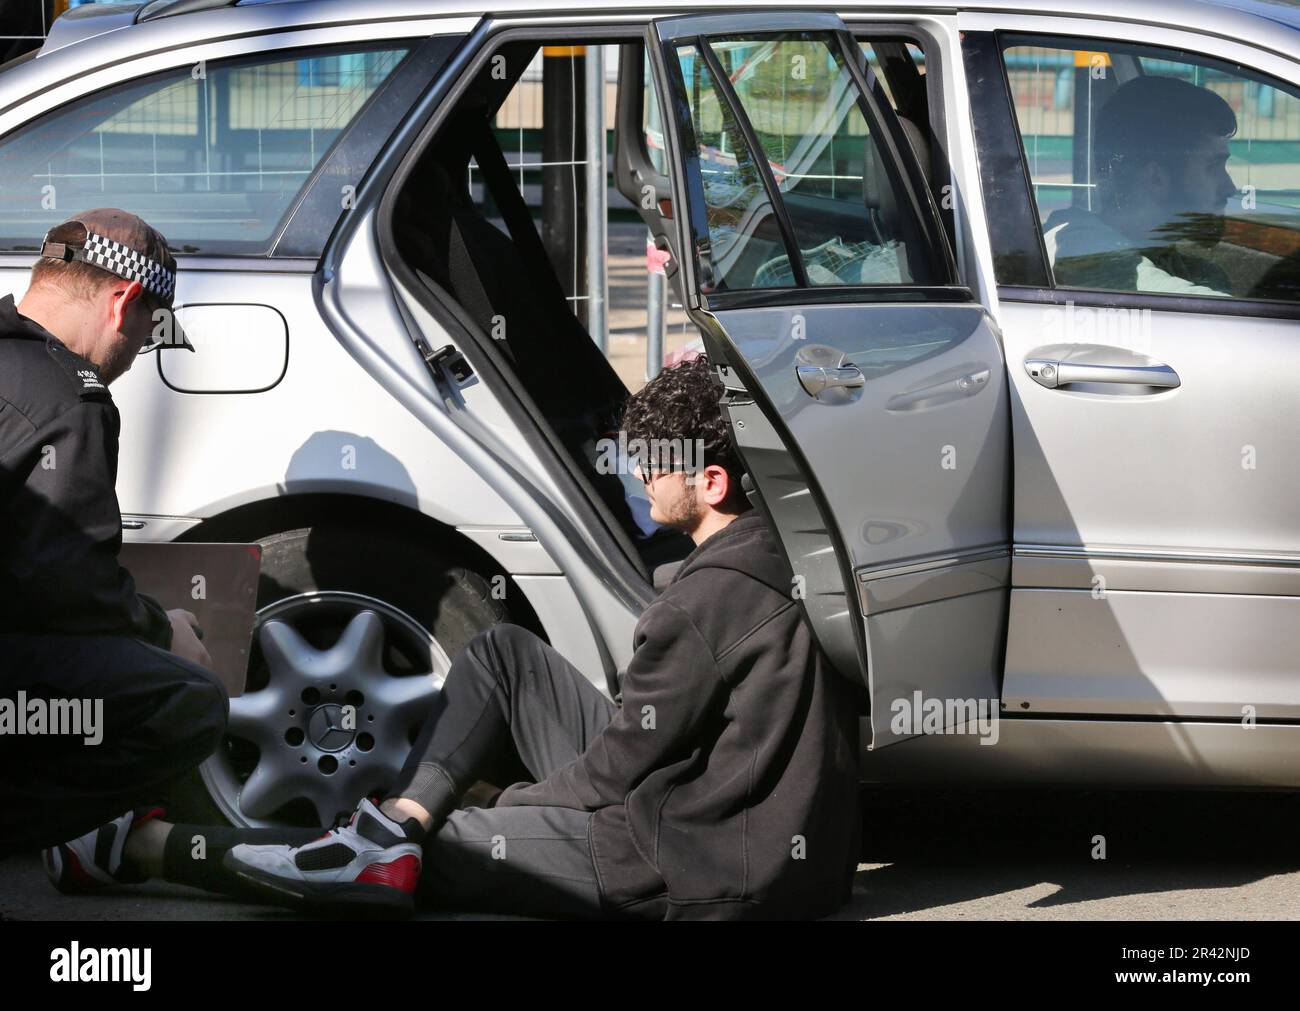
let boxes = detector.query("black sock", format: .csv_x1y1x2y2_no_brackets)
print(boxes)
393,815,426,844
354,800,428,845
162,823,321,897
394,762,461,831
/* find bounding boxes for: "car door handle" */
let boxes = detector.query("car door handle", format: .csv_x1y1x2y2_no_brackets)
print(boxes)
1024,359,1180,390
797,363,865,398
887,368,991,410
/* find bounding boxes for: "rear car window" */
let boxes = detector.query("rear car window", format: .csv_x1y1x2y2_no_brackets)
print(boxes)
672,32,944,293
0,43,411,256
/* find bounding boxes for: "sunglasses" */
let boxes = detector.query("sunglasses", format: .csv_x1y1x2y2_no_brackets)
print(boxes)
136,337,183,355
636,460,698,485
136,300,192,355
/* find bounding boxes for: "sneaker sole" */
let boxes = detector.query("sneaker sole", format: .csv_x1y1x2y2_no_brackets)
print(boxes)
229,859,416,918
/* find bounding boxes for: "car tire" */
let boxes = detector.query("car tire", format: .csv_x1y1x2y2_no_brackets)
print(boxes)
163,523,509,827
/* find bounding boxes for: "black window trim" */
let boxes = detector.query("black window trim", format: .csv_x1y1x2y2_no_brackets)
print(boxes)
1000,284,1300,321
273,34,460,259
962,29,1054,289
705,282,974,311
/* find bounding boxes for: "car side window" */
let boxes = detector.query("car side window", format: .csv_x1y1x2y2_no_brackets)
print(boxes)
642,50,669,176
671,32,943,292
0,43,411,256
673,42,790,291
1001,35,1300,303
859,38,953,246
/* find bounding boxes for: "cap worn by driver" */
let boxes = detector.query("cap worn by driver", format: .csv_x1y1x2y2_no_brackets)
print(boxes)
39,208,193,354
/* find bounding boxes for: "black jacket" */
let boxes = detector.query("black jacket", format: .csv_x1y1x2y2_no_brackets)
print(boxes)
0,294,172,647
494,511,864,920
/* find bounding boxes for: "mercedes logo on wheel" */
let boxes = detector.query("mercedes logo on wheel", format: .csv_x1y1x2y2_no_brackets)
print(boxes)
307,703,355,753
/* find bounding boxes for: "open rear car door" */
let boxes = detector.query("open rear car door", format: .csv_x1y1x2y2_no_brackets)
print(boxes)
645,12,1011,749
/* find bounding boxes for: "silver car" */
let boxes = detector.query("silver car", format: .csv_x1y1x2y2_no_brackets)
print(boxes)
1,0,1297,829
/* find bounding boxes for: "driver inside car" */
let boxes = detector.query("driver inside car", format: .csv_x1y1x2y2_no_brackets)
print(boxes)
1041,74,1240,296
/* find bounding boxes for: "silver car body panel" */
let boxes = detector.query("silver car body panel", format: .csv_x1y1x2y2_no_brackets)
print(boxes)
860,718,1300,789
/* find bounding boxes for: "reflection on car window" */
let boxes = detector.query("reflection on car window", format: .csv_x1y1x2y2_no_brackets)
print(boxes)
675,43,789,291
673,34,941,293
0,45,409,255
1003,37,1300,302
707,33,923,287
859,41,927,113
643,51,668,176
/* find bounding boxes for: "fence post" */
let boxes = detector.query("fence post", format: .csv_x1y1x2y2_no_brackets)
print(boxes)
646,230,666,380
584,44,608,352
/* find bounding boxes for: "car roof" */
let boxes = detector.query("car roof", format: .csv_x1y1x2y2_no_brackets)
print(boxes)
10,0,1300,109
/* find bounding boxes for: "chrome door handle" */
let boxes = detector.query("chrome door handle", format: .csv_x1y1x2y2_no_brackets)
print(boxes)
1024,359,1180,389
797,363,865,398
887,368,990,410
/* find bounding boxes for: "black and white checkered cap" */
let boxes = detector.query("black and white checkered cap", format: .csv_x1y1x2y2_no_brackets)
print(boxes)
38,209,190,352
39,208,178,307
75,230,177,303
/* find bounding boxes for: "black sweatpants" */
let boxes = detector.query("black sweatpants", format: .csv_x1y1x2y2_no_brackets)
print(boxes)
0,633,229,857
392,623,665,920
166,625,661,919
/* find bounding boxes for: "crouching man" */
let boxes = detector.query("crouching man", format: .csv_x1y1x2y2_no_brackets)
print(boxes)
0,209,226,869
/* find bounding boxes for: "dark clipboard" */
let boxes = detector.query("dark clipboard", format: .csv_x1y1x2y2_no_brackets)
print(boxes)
119,542,261,698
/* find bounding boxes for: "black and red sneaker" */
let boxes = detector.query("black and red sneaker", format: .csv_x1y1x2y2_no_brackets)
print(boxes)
42,807,166,894
224,798,422,916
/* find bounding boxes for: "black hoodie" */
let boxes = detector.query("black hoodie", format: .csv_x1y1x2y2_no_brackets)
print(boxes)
494,511,864,920
0,294,172,646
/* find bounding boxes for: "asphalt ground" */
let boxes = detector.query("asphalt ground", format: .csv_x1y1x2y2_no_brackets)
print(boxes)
4,787,1299,921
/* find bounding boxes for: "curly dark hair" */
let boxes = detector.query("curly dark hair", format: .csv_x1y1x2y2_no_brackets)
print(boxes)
620,354,750,512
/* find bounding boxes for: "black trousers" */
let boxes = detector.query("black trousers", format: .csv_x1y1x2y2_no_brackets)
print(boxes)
392,623,664,920
0,633,228,857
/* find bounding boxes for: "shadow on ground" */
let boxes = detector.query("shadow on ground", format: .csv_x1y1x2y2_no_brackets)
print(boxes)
4,788,1298,920
826,787,1300,920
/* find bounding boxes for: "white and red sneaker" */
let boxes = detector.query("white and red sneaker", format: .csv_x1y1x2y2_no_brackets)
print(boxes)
42,807,165,894
224,798,422,916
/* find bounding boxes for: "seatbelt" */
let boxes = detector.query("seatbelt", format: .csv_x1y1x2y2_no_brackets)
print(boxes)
418,161,511,352
467,114,631,422
468,116,575,319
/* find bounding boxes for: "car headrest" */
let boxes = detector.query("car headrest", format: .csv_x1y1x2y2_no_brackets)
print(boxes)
863,115,931,224
896,115,932,188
